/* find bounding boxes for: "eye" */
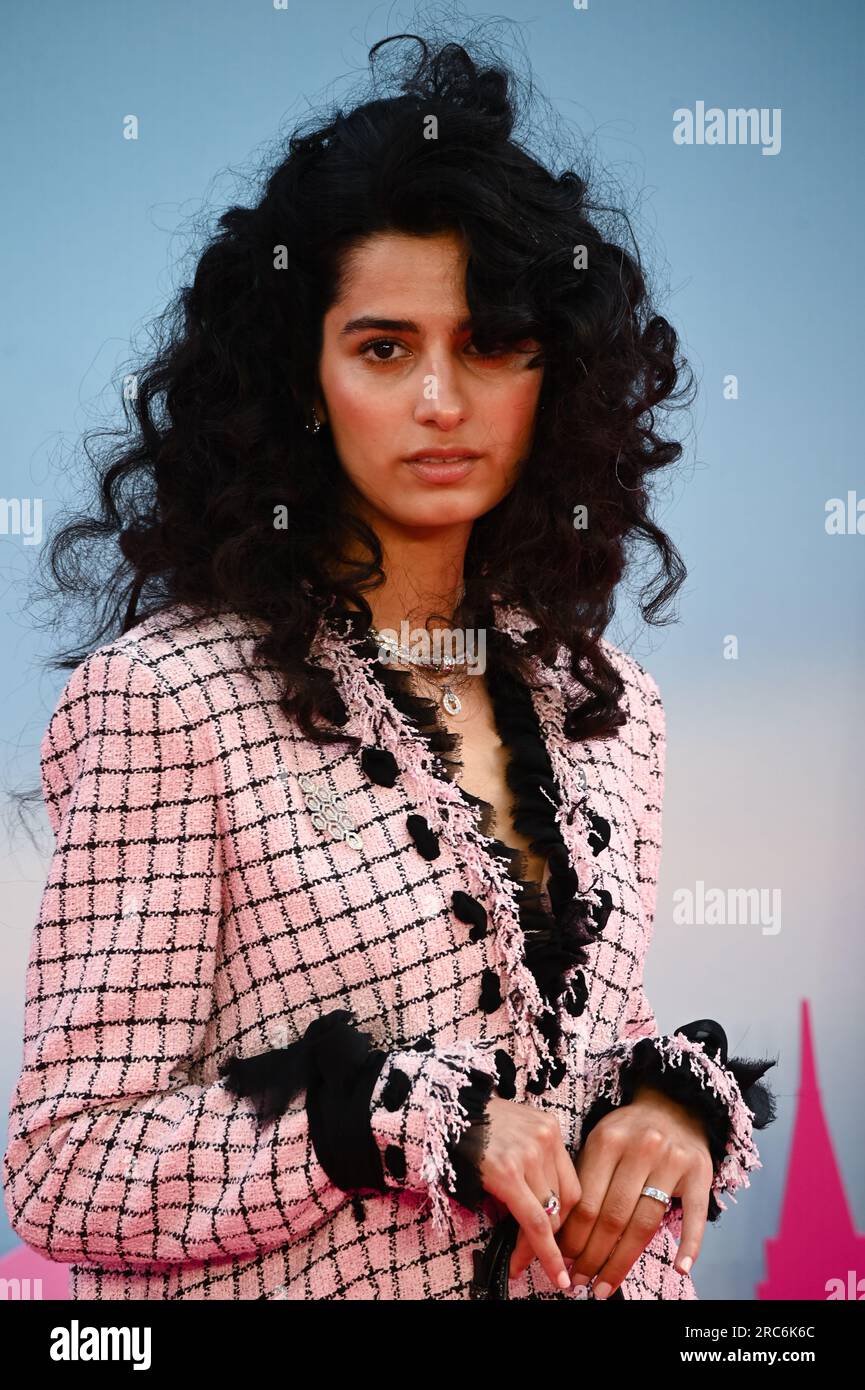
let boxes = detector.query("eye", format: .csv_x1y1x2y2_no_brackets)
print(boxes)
465,340,543,364
357,338,410,364
356,336,543,367
463,342,510,359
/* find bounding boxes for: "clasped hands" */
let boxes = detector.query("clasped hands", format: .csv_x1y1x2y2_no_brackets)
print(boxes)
507,1084,715,1297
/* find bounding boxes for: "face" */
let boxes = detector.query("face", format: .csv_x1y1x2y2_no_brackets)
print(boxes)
316,230,544,535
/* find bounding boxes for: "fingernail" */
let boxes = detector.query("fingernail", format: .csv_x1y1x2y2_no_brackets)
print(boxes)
557,1269,571,1290
571,1271,589,1286
677,1256,693,1275
594,1281,611,1300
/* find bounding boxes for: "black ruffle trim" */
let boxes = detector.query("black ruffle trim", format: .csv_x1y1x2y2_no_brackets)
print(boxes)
219,1008,390,1195
330,603,618,1213
481,629,609,1075
577,1019,778,1223
341,609,609,1093
326,603,778,1234
445,1066,499,1212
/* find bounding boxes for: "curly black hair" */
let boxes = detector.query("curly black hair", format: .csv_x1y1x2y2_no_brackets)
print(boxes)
28,18,693,767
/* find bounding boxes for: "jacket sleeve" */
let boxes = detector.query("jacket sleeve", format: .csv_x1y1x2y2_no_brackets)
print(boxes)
1,646,500,1270
578,663,777,1226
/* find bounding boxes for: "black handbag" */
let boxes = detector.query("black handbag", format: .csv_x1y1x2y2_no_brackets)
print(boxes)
469,1212,520,1299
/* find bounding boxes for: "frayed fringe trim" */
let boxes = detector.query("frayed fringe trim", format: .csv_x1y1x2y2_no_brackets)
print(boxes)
531,677,606,899
315,614,555,1083
412,1041,501,1239
584,1032,763,1213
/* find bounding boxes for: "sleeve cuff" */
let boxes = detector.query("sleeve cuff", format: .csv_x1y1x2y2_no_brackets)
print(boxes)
368,1040,501,1236
579,1019,777,1226
223,1011,504,1238
441,1068,498,1215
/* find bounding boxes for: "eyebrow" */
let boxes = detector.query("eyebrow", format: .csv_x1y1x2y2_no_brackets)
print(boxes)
338,315,473,337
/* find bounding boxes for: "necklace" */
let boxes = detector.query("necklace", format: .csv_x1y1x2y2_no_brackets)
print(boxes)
367,624,468,715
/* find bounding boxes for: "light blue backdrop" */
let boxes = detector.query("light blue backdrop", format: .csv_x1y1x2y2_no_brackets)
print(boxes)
2,0,862,1300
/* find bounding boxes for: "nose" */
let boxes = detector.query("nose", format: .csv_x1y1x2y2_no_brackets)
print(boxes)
412,353,469,430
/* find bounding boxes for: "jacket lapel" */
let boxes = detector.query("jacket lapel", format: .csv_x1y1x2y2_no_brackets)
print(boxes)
306,601,608,1084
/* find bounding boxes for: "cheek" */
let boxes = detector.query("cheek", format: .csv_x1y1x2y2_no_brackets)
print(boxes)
484,375,543,445
323,373,400,478
326,372,395,432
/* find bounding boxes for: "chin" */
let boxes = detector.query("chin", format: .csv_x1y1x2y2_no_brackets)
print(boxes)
395,474,511,524
387,495,500,529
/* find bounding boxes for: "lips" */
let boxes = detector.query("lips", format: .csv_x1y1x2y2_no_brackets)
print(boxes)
403,447,482,461
403,456,479,484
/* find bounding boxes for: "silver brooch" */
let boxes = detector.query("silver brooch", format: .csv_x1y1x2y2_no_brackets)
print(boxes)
296,772,363,852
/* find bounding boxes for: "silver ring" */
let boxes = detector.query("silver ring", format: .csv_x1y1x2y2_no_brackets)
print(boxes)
641,1185,671,1207
543,1191,560,1219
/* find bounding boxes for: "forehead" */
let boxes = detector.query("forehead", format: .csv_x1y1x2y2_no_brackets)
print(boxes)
329,230,470,321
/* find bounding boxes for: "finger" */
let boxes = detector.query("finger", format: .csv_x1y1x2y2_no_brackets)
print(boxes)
557,1141,583,1216
505,1173,572,1291
566,1144,652,1285
588,1162,678,1298
510,1145,581,1281
508,1154,565,1280
556,1124,621,1268
673,1171,711,1276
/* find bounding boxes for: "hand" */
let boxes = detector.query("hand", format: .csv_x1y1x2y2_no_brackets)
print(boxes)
541,1083,714,1297
476,1096,582,1291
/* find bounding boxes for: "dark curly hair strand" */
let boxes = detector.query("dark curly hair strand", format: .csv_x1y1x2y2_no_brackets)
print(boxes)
29,24,692,777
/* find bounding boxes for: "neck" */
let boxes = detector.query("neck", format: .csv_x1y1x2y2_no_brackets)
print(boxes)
330,512,472,635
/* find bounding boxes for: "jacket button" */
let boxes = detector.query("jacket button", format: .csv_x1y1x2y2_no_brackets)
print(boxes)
407,813,440,860
380,1067,412,1111
526,1062,550,1095
479,967,503,1014
587,809,611,855
361,746,399,787
384,1144,407,1182
586,888,613,935
565,971,588,1016
451,890,488,937
494,1049,517,1099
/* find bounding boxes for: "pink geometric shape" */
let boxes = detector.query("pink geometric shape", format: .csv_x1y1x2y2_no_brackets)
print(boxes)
0,1241,70,1299
758,998,865,1299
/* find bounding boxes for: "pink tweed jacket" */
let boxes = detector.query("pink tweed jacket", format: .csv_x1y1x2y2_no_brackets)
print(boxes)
3,598,774,1300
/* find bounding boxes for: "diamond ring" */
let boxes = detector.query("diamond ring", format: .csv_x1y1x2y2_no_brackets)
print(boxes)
640,1185,672,1207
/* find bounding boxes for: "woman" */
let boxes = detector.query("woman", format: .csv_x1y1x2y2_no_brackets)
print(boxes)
3,33,776,1300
